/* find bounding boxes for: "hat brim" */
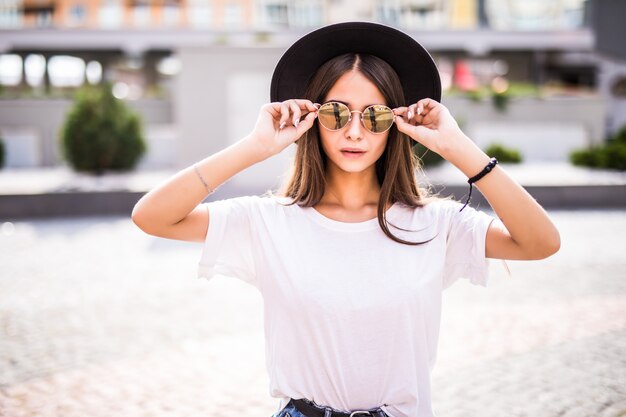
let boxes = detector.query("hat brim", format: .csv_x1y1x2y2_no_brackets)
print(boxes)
270,21,441,105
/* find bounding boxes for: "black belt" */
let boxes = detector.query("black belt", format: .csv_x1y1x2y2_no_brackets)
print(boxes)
290,398,388,417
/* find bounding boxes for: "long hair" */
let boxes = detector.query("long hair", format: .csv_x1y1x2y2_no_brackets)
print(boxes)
271,53,438,245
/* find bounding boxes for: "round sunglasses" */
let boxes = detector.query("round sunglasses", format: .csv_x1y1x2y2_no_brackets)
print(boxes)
316,101,396,134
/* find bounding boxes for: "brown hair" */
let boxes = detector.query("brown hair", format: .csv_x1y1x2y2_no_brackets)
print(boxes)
269,53,438,245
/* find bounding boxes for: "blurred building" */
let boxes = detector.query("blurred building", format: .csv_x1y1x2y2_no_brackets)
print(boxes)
0,0,591,30
0,0,594,91
1,0,623,176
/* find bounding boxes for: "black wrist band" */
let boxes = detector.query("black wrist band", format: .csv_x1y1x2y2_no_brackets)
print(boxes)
459,157,498,212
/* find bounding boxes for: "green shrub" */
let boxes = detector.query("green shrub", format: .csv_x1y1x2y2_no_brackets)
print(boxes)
254,31,271,43
570,143,626,171
0,137,5,169
570,148,600,167
60,83,146,174
612,125,626,144
602,143,626,170
465,89,485,102
484,143,522,163
570,125,626,171
491,91,510,112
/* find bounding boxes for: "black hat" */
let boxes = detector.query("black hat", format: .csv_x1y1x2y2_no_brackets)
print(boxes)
270,21,441,105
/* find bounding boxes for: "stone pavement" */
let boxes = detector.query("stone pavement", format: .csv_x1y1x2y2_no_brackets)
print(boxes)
0,210,625,417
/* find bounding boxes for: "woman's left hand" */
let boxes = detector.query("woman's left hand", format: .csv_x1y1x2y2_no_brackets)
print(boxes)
394,99,560,261
393,98,467,161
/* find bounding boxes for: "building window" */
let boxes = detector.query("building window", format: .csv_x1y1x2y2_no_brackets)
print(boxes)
188,0,212,28
375,0,401,27
99,0,123,28
267,3,287,26
132,4,151,27
35,9,53,27
560,0,586,29
0,54,22,86
223,2,242,28
67,4,86,26
398,0,447,30
157,55,182,76
24,54,46,87
449,0,478,29
86,60,102,84
162,4,180,26
289,0,322,28
48,55,85,87
0,0,22,28
486,0,587,30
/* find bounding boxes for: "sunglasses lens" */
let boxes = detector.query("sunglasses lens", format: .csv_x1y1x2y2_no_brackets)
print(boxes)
363,105,394,133
318,102,351,130
317,102,395,133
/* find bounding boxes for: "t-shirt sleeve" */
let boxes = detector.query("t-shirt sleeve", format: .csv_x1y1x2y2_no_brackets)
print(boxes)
441,200,495,290
197,196,259,289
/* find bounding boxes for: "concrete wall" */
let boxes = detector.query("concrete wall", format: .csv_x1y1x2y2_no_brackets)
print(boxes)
442,95,606,161
596,55,626,136
174,45,296,192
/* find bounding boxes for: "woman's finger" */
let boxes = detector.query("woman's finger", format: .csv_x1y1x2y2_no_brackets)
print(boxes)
289,100,302,127
289,98,315,108
395,115,421,141
395,105,426,125
288,109,317,145
294,99,317,111
281,99,317,115
277,99,316,129
396,114,435,147
267,102,283,118
296,108,317,132
407,103,418,123
417,98,438,116
279,101,292,129
393,106,408,116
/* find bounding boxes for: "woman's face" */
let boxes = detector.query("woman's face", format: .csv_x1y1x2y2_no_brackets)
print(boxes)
318,69,390,177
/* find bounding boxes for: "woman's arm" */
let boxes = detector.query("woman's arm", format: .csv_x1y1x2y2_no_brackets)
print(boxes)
393,99,560,260
131,137,268,242
131,99,319,242
444,133,560,260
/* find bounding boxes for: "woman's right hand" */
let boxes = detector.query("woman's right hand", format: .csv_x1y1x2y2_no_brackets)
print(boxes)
247,99,319,158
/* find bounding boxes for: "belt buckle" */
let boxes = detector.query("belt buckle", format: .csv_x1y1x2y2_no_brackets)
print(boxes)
349,412,372,417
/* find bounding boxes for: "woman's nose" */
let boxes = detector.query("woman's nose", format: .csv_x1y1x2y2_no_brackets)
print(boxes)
345,113,363,141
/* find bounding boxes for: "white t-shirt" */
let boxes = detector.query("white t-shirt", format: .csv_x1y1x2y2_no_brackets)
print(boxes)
197,195,494,417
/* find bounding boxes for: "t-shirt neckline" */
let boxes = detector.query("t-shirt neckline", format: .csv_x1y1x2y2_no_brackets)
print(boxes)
301,202,398,232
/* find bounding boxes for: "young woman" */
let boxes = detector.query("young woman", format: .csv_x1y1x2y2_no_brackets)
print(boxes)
132,22,560,417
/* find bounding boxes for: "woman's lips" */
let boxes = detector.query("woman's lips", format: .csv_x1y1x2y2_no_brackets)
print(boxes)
340,149,365,158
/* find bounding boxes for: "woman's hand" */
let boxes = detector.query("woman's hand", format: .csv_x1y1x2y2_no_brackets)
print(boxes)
393,98,468,162
247,99,318,158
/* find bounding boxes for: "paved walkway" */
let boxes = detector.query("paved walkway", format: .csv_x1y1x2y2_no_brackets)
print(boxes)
0,210,625,417
1,162,625,195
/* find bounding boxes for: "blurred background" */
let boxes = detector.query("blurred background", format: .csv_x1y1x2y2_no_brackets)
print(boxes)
1,1,625,417
0,0,625,197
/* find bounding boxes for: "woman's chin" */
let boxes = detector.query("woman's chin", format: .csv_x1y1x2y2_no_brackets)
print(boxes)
329,160,376,175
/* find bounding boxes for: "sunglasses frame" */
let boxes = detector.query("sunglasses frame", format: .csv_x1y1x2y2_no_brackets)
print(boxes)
315,101,396,134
